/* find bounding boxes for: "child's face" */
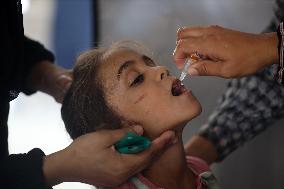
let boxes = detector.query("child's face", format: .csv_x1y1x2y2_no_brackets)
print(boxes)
99,48,201,138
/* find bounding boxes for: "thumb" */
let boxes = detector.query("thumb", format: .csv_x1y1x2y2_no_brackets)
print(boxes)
98,125,144,148
143,130,176,159
189,60,222,77
125,130,176,172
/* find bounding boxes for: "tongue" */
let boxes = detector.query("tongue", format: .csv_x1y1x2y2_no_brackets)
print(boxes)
172,85,181,96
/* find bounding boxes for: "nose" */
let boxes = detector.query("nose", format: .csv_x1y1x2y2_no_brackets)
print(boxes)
156,66,169,80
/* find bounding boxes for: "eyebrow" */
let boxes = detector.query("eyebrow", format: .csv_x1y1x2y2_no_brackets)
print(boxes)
142,55,156,67
117,60,135,80
117,55,156,80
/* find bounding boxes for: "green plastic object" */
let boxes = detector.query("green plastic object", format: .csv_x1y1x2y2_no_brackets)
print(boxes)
115,132,151,154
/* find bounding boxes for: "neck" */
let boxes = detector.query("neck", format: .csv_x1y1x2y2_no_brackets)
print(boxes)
142,132,196,189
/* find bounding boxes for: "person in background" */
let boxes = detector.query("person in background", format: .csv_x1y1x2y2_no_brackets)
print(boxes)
173,0,284,163
0,1,175,188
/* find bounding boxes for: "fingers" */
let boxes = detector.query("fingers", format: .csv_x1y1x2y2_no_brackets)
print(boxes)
57,73,72,92
53,70,73,103
177,26,208,39
177,25,224,41
97,126,145,148
123,130,176,173
173,37,207,69
146,130,176,157
190,60,222,77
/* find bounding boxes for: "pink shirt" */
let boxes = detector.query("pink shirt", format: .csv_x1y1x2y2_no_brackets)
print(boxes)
103,156,211,189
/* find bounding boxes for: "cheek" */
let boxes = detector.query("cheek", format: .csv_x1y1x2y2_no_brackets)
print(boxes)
127,95,173,134
108,83,202,137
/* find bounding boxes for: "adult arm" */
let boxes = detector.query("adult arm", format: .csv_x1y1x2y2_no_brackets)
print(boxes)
0,126,175,188
184,0,284,163
42,127,175,187
0,36,71,189
23,36,72,102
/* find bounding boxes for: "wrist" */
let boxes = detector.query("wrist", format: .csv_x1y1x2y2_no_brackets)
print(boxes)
260,32,279,66
43,149,72,186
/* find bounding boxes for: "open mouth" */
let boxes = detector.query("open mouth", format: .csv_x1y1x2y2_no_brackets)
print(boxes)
171,79,187,96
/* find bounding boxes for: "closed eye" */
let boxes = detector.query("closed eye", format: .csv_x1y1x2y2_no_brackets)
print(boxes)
130,74,144,87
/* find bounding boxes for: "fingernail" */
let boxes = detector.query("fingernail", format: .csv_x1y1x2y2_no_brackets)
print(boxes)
188,68,199,76
133,125,144,135
167,131,177,144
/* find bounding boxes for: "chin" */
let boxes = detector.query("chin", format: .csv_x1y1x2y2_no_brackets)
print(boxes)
192,100,202,117
145,101,202,139
184,98,202,120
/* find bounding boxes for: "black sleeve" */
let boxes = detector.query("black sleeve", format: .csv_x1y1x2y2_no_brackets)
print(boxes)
1,0,55,96
0,148,52,189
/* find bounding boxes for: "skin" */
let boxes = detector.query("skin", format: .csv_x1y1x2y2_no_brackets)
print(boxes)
26,60,72,103
173,25,279,78
97,48,203,189
101,49,201,139
27,60,176,187
42,126,176,187
173,26,278,162
184,135,218,165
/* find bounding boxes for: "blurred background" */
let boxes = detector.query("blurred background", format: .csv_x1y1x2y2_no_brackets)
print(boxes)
9,0,284,188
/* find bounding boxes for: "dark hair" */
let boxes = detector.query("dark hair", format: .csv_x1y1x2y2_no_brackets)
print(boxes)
61,48,123,139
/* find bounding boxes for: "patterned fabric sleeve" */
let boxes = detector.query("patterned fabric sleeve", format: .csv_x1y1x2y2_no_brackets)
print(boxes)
200,65,284,161
199,0,284,161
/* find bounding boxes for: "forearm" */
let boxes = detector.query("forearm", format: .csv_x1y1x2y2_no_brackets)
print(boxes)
42,148,72,186
185,135,218,165
199,70,284,161
260,32,279,67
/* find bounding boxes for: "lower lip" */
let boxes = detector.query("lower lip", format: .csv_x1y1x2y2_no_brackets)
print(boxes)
183,90,191,95
180,88,192,96
182,85,191,93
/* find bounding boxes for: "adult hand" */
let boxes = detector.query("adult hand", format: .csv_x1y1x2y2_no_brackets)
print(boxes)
43,126,176,187
27,60,72,103
173,25,279,78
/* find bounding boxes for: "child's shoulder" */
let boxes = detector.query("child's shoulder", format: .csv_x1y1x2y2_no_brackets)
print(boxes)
104,156,218,189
